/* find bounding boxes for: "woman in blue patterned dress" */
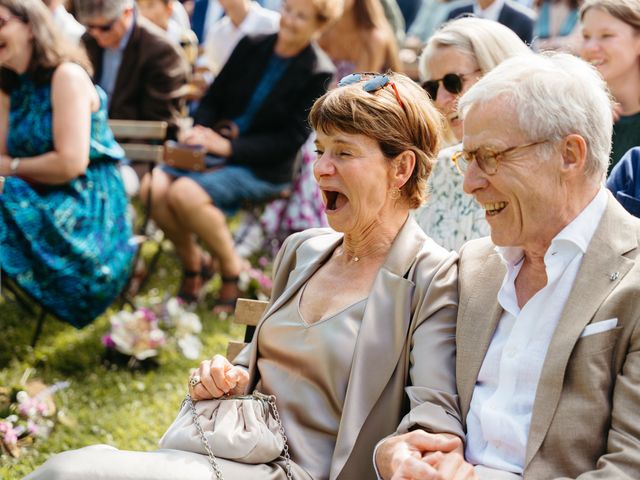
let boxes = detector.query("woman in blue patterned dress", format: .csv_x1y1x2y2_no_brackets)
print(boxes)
0,0,134,328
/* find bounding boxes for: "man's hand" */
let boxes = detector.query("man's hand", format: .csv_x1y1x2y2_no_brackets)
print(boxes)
376,431,462,479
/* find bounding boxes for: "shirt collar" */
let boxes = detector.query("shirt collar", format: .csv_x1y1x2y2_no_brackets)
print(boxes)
495,187,608,264
474,0,505,21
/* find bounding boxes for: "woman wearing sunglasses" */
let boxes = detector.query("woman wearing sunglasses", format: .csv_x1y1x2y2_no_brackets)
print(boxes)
27,72,468,480
0,0,134,327
412,17,532,251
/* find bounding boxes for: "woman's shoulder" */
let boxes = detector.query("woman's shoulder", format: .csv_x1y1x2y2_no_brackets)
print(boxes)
51,62,92,87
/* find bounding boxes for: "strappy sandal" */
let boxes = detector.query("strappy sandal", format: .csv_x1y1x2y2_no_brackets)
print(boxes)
212,275,240,315
177,269,202,303
177,252,216,303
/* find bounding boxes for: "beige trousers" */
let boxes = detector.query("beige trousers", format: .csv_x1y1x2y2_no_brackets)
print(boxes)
23,444,312,480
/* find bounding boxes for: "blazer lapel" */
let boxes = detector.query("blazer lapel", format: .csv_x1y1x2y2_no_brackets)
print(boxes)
525,195,637,466
456,250,505,420
330,217,427,479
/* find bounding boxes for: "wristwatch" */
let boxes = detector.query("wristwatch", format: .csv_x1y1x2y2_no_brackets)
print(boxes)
9,157,20,174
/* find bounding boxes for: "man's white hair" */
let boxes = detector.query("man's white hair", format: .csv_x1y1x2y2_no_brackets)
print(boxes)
458,52,613,182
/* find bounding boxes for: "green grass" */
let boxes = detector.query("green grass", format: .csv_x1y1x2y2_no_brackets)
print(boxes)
0,244,246,479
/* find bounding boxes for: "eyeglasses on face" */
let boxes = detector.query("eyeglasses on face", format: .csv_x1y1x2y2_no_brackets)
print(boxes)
422,70,481,100
451,140,551,175
338,73,406,112
0,15,19,29
84,16,119,33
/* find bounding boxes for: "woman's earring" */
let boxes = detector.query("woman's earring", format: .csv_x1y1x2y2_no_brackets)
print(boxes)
389,187,401,200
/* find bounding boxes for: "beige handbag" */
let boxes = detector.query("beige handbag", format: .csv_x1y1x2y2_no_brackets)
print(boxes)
159,391,291,479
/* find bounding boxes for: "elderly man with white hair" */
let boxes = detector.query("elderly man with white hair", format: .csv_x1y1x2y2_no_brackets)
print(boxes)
376,52,640,479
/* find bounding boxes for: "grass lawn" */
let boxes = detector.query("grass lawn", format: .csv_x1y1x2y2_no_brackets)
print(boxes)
0,244,247,479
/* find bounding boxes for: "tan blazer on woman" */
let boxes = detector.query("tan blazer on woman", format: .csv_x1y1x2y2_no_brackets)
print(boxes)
456,194,640,479
236,217,465,479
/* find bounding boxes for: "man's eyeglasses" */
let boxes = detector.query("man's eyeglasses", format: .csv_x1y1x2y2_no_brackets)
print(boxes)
451,140,551,175
338,73,406,112
0,15,19,29
85,17,119,33
422,70,481,100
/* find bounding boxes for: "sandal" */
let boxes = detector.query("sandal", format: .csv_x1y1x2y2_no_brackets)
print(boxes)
212,275,240,315
177,252,216,304
177,269,202,304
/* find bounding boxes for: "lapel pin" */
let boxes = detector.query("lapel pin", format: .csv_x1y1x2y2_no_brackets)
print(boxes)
609,272,619,281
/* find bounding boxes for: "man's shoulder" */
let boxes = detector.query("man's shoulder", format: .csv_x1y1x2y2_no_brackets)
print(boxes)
447,2,474,19
132,17,183,55
502,0,537,21
460,236,496,260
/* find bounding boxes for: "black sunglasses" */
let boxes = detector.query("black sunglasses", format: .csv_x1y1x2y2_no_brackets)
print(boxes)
422,70,481,100
85,17,119,32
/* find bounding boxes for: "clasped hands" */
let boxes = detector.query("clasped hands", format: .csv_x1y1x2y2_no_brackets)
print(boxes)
179,125,232,158
379,431,478,480
189,354,249,401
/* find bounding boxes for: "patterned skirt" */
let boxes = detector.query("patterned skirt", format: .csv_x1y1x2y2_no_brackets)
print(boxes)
0,160,134,328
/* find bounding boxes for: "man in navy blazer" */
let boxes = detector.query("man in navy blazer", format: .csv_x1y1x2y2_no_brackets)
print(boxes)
447,0,536,44
607,147,640,218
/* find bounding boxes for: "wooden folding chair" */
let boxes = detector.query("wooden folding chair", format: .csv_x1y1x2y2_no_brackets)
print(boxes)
226,298,268,361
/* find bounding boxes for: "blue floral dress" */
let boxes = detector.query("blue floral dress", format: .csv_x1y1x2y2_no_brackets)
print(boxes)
0,75,134,328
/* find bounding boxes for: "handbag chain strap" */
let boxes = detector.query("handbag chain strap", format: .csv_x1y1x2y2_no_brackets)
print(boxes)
186,394,224,480
186,393,293,480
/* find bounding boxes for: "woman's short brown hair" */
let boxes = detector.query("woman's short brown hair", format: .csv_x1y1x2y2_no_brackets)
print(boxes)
309,72,443,209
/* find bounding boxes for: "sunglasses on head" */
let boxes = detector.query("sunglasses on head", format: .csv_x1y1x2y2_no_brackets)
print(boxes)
338,73,406,112
422,70,481,100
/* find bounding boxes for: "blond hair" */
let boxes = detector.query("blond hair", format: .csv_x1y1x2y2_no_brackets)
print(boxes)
309,72,443,208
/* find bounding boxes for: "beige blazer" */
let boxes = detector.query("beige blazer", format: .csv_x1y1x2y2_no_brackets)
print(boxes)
456,194,640,479
236,217,464,479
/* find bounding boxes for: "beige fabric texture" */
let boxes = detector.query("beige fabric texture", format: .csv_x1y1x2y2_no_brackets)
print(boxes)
456,193,640,479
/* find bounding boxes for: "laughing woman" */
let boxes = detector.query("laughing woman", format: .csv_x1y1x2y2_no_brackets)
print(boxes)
26,73,465,480
0,0,133,327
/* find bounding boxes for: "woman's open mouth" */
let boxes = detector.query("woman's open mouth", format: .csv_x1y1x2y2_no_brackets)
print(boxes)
323,190,348,212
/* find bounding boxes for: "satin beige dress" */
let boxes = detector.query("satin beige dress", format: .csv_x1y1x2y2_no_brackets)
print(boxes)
24,264,367,480
25,217,463,480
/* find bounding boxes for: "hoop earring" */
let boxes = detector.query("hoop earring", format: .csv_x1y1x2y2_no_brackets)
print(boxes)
389,187,401,200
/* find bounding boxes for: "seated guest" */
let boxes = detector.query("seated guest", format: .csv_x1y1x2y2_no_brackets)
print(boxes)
75,0,189,139
0,0,134,328
607,147,640,218
447,0,537,44
580,0,640,173
200,0,280,78
377,52,640,479
533,0,581,52
140,0,339,310
413,17,532,251
26,72,465,480
319,0,402,78
42,0,85,44
136,0,199,67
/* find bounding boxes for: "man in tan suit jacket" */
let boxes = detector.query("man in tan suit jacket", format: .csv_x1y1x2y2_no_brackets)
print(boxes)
376,53,640,479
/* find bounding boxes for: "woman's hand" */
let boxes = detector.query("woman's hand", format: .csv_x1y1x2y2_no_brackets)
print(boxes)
188,354,249,401
180,125,232,157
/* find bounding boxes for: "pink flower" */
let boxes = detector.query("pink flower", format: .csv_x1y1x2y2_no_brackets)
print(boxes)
101,334,116,348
